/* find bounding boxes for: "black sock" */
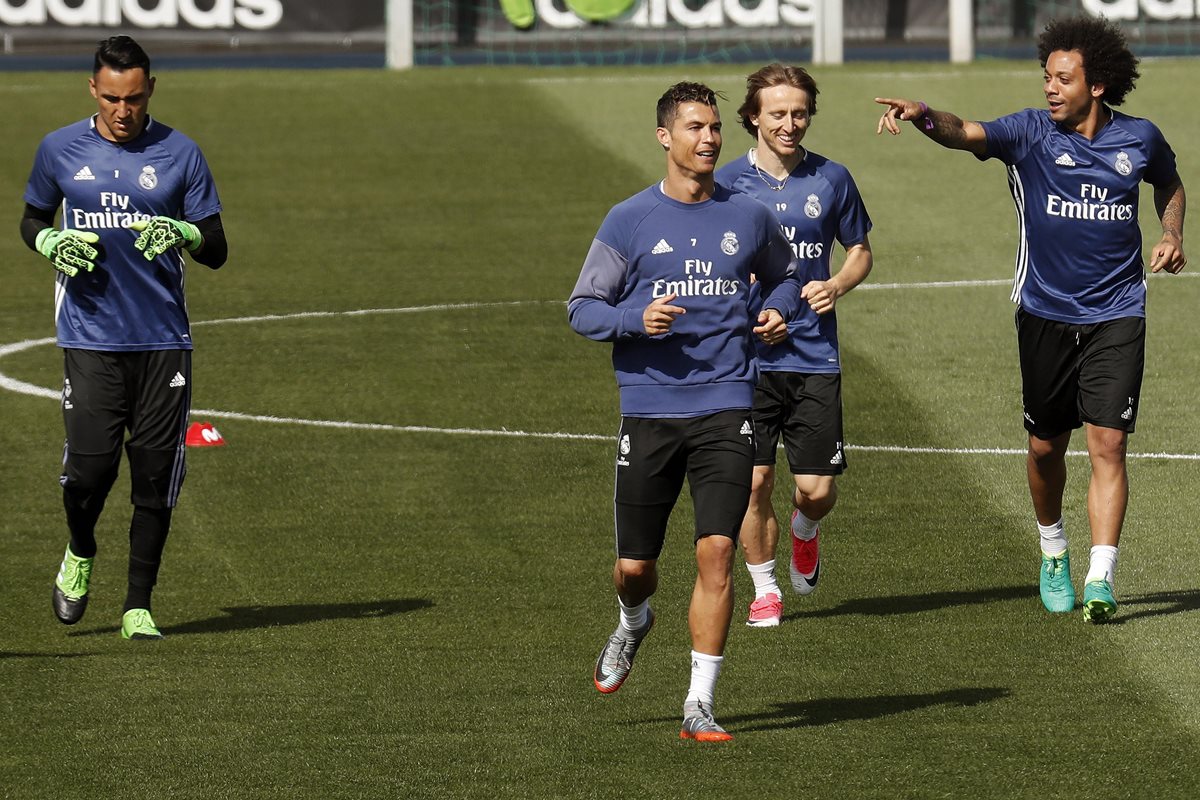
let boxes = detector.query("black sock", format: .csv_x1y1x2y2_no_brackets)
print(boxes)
124,506,172,613
63,492,105,559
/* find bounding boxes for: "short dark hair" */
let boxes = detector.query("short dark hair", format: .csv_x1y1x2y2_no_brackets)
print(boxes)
737,63,819,137
94,35,151,76
656,82,720,129
1037,17,1139,106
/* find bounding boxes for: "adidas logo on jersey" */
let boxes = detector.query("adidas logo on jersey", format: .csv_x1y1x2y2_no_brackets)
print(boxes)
169,372,187,388
739,420,753,437
651,239,673,255
73,166,96,181
1054,153,1076,167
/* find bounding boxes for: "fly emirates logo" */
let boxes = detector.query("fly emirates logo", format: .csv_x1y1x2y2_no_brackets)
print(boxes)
70,192,151,230
651,259,741,298
782,225,824,260
1046,183,1134,222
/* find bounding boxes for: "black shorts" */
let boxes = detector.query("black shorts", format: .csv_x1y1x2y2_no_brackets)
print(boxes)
1015,308,1145,439
62,348,192,508
612,410,755,560
751,371,846,475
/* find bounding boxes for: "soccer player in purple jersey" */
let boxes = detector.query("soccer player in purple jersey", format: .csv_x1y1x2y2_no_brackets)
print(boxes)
716,64,874,628
875,17,1186,623
569,82,802,740
20,36,229,640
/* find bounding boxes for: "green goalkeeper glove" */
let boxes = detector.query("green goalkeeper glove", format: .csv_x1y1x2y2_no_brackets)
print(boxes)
35,228,101,277
128,216,203,260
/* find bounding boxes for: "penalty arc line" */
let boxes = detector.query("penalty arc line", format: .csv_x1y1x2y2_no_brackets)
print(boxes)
1,296,1198,461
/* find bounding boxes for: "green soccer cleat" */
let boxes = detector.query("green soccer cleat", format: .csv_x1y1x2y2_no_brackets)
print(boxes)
121,608,164,640
52,546,94,625
1082,580,1118,624
1039,551,1075,613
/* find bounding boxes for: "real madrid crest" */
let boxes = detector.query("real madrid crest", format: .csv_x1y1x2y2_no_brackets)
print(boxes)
1114,151,1132,176
804,193,822,219
619,435,631,456
138,165,158,190
721,231,739,256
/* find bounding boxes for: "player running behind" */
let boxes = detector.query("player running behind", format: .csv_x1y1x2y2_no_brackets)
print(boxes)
716,64,873,627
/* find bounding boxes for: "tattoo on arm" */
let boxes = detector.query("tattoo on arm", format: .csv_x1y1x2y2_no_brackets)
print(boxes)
1156,180,1186,241
921,110,972,149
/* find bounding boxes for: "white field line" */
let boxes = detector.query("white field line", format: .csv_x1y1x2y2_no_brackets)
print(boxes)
2,287,1197,460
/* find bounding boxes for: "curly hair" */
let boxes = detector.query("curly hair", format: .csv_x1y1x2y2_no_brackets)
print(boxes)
1037,17,1139,106
656,82,721,129
736,63,819,138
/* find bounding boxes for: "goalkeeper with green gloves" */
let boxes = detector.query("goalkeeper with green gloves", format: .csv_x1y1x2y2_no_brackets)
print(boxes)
19,35,228,642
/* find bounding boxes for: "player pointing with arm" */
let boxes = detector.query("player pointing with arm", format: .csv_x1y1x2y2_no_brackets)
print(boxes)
20,35,229,640
569,81,800,741
875,17,1185,623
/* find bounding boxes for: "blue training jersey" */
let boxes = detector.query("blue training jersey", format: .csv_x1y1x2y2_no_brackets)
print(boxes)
568,182,801,418
979,108,1177,324
716,149,872,373
24,115,222,351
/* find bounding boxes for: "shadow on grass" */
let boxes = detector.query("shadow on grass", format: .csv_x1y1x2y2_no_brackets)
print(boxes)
730,687,1013,731
0,651,98,660
631,687,1011,731
786,584,1038,621
1105,588,1200,624
66,598,434,637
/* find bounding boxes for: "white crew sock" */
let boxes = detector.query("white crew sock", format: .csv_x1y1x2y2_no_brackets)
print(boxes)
685,650,723,706
1038,518,1067,557
1085,545,1119,588
791,510,818,541
618,597,649,633
746,559,780,599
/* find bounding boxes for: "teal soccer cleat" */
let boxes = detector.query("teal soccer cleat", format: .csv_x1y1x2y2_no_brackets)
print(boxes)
1082,580,1118,624
1039,551,1075,613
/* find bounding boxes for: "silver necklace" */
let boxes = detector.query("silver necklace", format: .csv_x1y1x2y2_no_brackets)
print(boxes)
753,162,789,191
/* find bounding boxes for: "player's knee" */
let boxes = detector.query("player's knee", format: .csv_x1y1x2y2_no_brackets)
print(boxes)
61,450,121,498
805,479,838,508
615,558,656,584
749,466,774,497
126,445,186,508
695,534,735,575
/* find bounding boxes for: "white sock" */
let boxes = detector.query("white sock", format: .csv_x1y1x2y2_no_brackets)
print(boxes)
746,559,780,599
791,510,818,541
1038,518,1067,557
685,650,723,706
1085,545,1118,588
618,597,649,633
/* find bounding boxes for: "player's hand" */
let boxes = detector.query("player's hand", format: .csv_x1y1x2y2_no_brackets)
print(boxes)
35,228,100,277
754,308,788,345
643,293,685,336
1149,232,1186,274
802,279,841,315
875,97,922,136
127,216,202,260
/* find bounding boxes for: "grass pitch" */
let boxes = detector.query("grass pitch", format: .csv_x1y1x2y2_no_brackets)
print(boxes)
1,61,1199,798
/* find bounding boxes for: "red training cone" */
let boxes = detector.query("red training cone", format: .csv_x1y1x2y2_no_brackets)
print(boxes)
186,422,226,447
